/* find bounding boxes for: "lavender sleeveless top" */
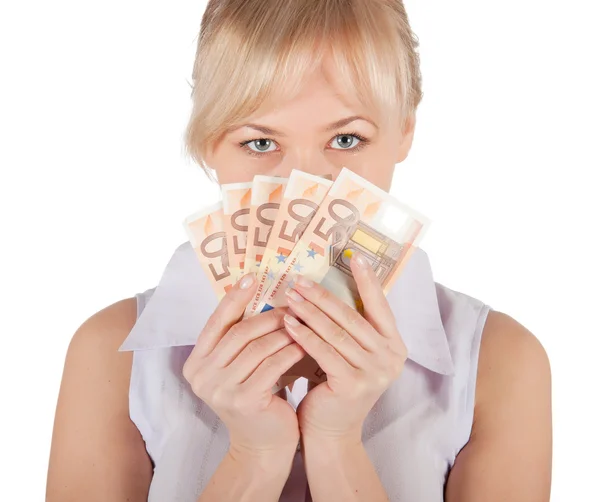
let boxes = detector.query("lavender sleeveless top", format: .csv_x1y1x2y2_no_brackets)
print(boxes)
119,242,492,501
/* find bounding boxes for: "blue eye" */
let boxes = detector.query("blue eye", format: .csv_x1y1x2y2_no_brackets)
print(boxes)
239,132,369,158
331,134,362,150
244,138,277,154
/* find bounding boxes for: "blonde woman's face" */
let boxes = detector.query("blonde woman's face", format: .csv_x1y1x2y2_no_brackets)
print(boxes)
205,61,415,192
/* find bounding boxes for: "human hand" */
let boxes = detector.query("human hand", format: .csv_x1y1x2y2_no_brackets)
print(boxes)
282,253,408,444
182,273,306,458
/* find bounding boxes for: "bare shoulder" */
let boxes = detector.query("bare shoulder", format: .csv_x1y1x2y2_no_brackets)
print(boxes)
60,297,139,406
445,309,552,501
68,297,137,366
47,298,152,502
476,309,552,411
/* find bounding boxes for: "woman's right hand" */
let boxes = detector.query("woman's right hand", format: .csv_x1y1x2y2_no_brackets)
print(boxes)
182,272,306,458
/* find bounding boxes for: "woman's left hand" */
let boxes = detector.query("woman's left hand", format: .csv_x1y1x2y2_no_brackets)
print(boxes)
283,252,408,444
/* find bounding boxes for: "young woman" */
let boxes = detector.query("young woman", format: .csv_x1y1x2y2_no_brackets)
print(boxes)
46,1,552,501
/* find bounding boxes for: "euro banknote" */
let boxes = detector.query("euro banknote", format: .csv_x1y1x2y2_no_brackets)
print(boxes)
244,175,287,277
222,182,253,283
255,167,431,314
184,202,302,394
183,202,234,300
185,169,429,392
183,195,325,393
245,170,333,317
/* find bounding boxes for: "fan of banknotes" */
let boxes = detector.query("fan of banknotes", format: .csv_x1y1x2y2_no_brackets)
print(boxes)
183,167,430,392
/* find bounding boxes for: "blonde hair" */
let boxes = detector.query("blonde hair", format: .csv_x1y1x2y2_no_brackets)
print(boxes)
183,0,424,174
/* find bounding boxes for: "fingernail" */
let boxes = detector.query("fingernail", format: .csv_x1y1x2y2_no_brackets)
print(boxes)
353,252,369,269
285,288,304,302
295,275,313,288
239,273,256,290
284,314,300,327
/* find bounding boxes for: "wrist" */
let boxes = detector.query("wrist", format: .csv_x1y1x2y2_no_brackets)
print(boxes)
203,444,295,502
301,432,363,461
228,442,298,474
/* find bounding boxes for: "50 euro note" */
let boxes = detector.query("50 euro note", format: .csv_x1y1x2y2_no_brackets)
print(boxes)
245,170,333,317
183,202,234,300
184,201,290,396
257,166,431,313
184,202,289,396
243,175,287,277
256,167,431,389
222,182,253,283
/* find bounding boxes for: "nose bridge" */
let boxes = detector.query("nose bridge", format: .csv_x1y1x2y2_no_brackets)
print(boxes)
281,144,338,178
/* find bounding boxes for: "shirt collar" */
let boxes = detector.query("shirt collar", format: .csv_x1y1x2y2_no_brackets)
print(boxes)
119,242,455,376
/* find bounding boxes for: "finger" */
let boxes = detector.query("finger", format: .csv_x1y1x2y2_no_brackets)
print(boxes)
292,276,381,352
210,308,288,367
226,328,296,383
350,252,399,339
241,341,306,391
285,288,366,368
193,272,258,358
283,314,354,378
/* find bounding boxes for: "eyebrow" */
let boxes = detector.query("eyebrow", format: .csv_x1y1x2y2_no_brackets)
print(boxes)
229,115,379,137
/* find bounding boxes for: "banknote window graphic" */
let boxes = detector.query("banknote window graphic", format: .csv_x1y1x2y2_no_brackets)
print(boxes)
334,221,404,287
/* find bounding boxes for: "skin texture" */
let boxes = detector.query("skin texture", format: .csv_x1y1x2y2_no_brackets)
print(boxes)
46,299,153,502
46,56,552,501
283,255,406,501
281,266,552,502
182,275,307,501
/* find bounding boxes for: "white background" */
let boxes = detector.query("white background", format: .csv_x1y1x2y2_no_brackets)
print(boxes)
1,1,598,500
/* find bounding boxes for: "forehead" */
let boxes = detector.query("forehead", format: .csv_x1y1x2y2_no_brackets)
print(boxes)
247,60,377,125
